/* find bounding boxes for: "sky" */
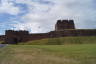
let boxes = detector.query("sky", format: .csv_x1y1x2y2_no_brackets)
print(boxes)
0,0,96,35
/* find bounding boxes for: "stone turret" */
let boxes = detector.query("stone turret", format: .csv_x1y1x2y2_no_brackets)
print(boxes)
55,19,75,31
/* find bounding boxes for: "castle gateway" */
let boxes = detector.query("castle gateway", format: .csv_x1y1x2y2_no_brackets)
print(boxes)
1,19,96,44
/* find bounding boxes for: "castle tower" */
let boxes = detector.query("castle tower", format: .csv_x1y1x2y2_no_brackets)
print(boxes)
55,20,62,31
5,30,29,44
68,20,75,29
55,19,75,31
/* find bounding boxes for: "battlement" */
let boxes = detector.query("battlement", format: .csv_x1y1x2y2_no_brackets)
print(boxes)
5,30,29,36
55,19,75,31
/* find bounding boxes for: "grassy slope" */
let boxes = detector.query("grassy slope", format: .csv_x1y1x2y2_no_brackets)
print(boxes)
0,41,3,44
20,36,96,45
0,44,96,64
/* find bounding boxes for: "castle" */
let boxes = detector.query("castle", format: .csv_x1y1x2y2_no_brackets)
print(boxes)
0,19,96,44
55,20,75,31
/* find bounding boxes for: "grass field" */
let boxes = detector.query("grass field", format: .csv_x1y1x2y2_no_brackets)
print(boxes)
0,44,96,64
20,36,96,45
0,41,3,44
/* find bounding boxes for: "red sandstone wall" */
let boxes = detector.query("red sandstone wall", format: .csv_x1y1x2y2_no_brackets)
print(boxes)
5,30,29,44
55,20,75,31
3,29,96,44
0,35,5,41
49,29,96,38
22,29,96,42
26,33,50,41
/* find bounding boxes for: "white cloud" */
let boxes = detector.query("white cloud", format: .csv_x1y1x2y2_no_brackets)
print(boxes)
1,0,96,33
0,0,20,15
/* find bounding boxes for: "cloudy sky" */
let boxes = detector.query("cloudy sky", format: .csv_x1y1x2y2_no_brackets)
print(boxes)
0,0,96,35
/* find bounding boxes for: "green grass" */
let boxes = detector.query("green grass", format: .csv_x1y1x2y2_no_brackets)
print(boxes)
19,36,96,45
0,44,96,64
0,41,3,44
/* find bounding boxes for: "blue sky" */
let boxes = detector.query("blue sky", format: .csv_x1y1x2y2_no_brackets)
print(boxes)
0,0,96,35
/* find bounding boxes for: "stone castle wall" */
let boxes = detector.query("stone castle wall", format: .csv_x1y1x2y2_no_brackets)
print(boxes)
0,19,96,44
4,29,96,44
0,35,5,41
50,29,96,37
5,30,29,44
26,33,50,41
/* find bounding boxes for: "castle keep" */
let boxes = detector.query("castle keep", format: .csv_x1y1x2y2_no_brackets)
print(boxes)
55,20,75,31
1,19,96,44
